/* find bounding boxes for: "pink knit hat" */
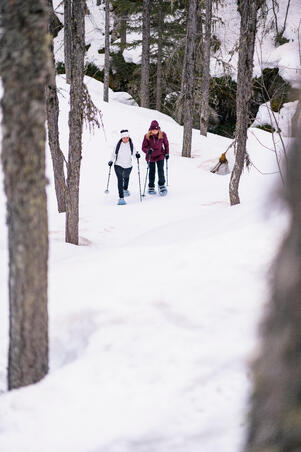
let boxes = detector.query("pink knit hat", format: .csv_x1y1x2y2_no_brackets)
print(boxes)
149,120,160,130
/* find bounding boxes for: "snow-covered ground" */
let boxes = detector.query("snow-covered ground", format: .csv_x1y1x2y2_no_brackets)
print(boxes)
0,76,290,452
252,99,299,136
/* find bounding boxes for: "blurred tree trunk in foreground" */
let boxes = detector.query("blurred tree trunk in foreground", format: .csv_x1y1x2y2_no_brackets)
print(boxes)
244,100,301,452
0,0,49,389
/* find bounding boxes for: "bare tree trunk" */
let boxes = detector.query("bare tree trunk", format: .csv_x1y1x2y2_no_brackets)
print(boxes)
47,0,66,213
156,2,164,111
229,0,262,205
182,0,198,158
141,0,150,108
292,97,301,137
1,0,49,389
200,0,213,136
65,0,85,245
120,9,127,51
244,112,301,452
175,48,187,124
104,0,110,102
64,0,72,84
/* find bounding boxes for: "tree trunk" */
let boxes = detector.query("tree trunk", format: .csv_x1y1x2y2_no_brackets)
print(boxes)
47,0,66,213
120,9,127,51
141,0,150,108
156,2,164,112
229,0,261,205
200,0,213,136
1,0,49,389
175,48,187,124
155,7,163,111
65,0,85,245
244,116,301,452
292,97,301,137
64,0,72,84
104,0,110,102
182,0,198,158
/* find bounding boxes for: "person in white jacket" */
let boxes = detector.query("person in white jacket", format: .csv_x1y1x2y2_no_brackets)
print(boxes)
108,129,140,205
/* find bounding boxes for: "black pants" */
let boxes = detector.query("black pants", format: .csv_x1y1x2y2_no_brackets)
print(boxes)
114,165,132,198
149,159,165,188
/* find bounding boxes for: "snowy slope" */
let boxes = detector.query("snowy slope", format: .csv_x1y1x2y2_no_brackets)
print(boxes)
0,76,290,452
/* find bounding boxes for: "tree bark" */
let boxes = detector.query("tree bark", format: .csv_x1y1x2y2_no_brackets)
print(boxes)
65,0,85,245
182,0,198,158
141,0,150,108
155,2,164,111
244,116,301,452
229,0,262,205
175,48,187,124
47,0,66,213
104,0,110,102
64,0,72,84
200,0,213,136
0,0,49,389
292,97,301,137
120,9,127,51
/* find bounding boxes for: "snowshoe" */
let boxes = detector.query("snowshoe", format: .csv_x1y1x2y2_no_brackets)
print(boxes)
159,185,168,196
123,189,130,197
117,198,126,205
148,187,157,195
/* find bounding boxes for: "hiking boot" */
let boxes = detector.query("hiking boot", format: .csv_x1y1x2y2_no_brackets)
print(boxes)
148,187,157,195
117,198,126,205
159,185,168,196
123,189,130,197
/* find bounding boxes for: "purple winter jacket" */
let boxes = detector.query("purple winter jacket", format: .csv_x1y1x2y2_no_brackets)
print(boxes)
142,131,169,162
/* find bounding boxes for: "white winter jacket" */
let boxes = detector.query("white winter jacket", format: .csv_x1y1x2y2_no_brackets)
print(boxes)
111,141,135,169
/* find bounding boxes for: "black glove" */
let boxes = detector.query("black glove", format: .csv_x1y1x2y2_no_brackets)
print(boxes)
108,161,113,167
165,154,169,160
147,148,153,155
136,152,141,159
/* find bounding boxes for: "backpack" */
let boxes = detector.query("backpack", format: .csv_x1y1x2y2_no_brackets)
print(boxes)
115,138,134,157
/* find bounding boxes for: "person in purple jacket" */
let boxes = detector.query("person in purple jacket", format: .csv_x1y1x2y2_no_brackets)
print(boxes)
142,120,169,196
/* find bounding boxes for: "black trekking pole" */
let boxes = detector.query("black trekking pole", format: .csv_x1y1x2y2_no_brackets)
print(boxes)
142,149,153,197
165,155,169,186
142,161,149,197
104,161,113,193
136,153,142,202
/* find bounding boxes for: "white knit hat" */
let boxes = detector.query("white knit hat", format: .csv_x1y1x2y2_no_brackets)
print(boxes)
120,129,129,138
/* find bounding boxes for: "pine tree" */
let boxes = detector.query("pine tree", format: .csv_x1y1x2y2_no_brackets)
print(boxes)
1,0,49,389
47,0,66,213
182,0,198,158
65,0,86,245
141,0,151,107
229,0,263,205
104,0,110,102
200,0,213,136
64,0,72,84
